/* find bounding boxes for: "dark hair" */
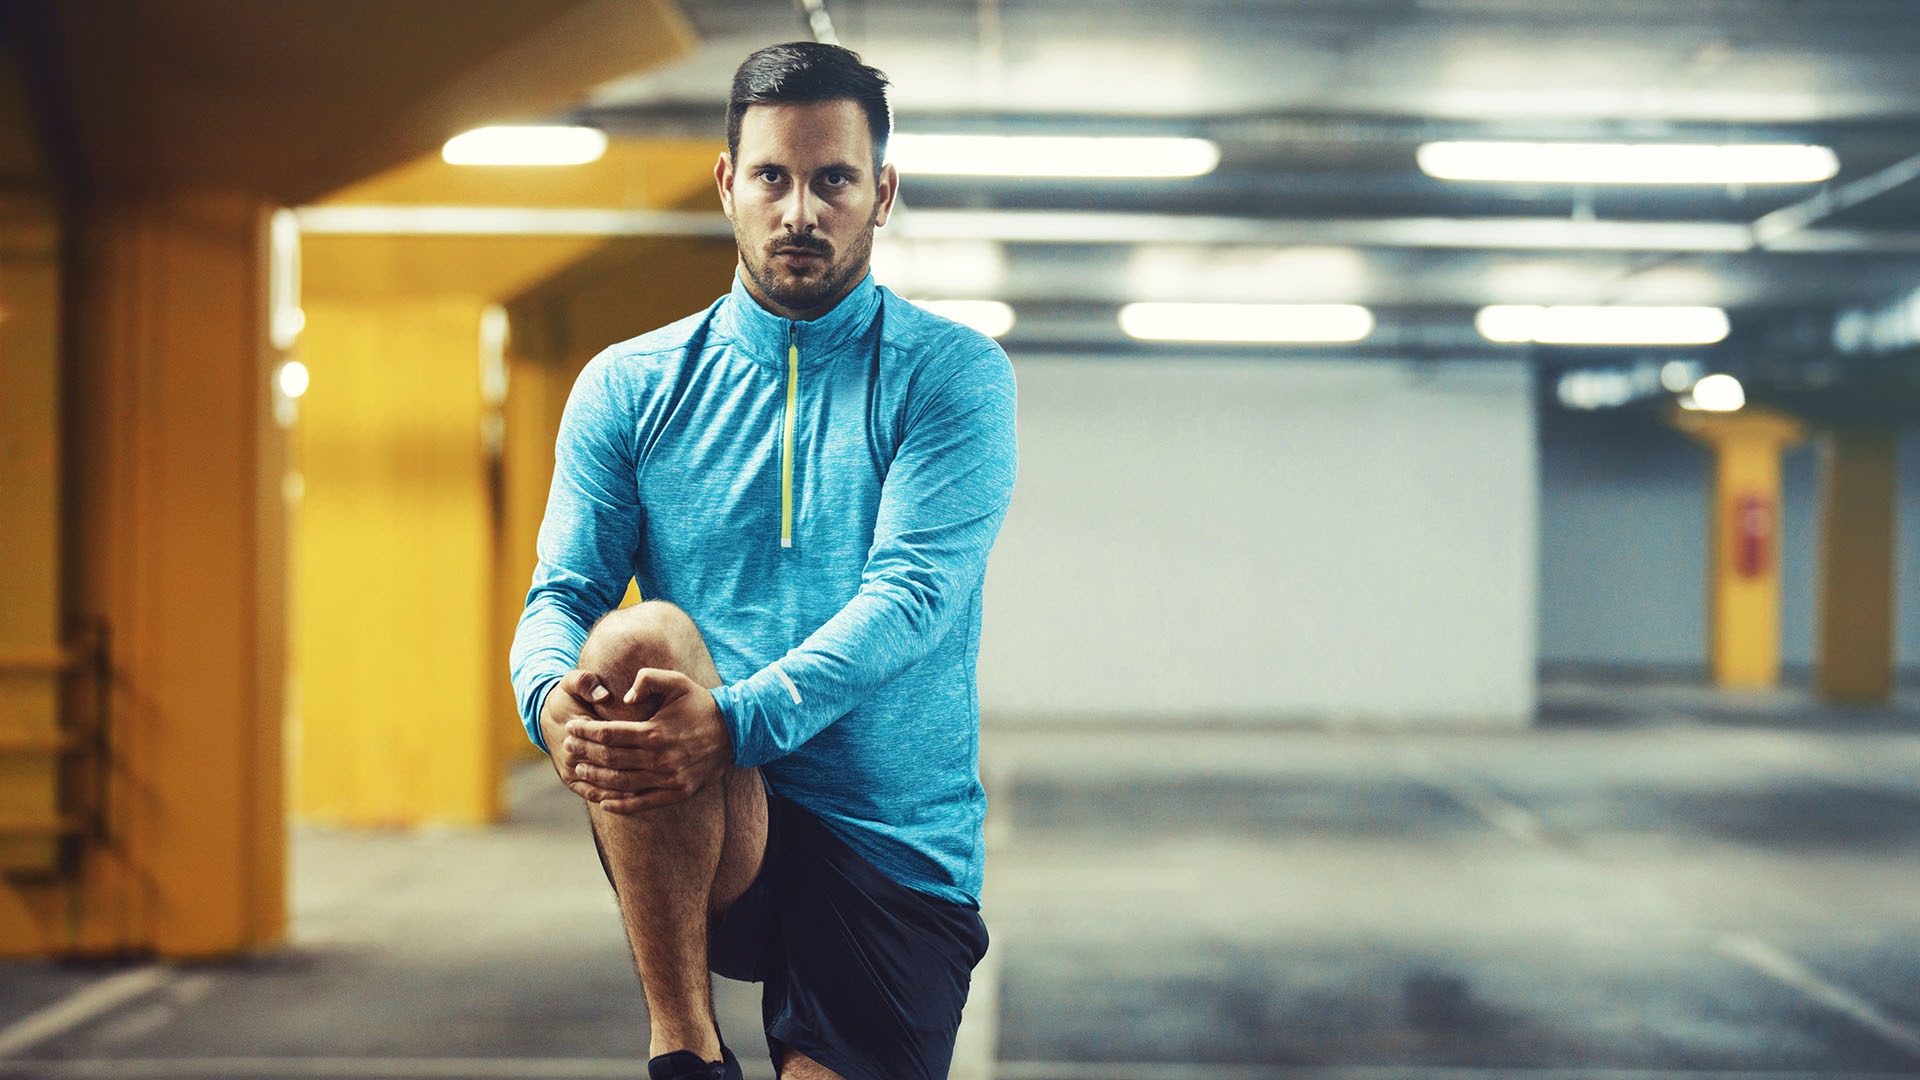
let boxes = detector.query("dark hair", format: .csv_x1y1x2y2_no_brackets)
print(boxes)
726,42,892,174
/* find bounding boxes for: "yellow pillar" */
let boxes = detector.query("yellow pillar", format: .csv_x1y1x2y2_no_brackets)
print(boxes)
1816,427,1898,702
0,62,64,878
1674,408,1805,689
9,194,288,958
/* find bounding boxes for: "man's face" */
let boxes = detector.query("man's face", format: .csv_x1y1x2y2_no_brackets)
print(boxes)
717,99,898,321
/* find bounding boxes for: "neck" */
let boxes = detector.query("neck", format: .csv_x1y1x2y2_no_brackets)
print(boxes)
738,262,867,322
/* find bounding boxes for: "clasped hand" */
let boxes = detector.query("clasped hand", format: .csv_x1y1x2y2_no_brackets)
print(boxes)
542,667,731,814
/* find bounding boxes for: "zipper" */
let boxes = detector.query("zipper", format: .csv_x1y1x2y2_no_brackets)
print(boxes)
781,323,799,549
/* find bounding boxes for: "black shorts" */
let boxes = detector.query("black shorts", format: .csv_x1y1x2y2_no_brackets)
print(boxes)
707,788,989,1080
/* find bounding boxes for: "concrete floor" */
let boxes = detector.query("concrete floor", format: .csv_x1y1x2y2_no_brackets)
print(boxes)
3,676,1919,1079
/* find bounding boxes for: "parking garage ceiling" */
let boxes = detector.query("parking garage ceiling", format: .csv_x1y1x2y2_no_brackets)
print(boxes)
571,1,1920,408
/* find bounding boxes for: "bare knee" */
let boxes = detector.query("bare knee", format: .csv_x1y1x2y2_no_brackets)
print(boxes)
578,601,717,689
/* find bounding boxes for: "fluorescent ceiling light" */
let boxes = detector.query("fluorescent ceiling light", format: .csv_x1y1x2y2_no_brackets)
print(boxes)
1418,142,1838,185
1556,369,1639,411
888,134,1219,178
1125,246,1368,303
1477,305,1730,346
1119,302,1374,343
871,239,1007,294
442,126,608,166
911,299,1015,338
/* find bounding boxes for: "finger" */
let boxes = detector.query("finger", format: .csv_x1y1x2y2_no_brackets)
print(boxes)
563,737,662,772
565,777,612,804
560,669,611,704
594,784,697,815
573,762,669,794
564,718,660,748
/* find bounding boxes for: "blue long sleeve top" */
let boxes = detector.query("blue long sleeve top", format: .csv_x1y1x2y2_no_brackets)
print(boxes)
509,272,1017,905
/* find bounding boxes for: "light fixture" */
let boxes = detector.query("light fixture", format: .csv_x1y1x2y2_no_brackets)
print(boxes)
277,359,310,400
888,134,1220,178
1660,359,1704,392
910,299,1015,339
1119,302,1374,343
1556,369,1639,411
1417,142,1838,185
1476,305,1730,346
1684,373,1746,412
442,126,608,167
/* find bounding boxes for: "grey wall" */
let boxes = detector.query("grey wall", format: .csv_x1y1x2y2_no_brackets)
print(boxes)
978,355,1539,726
1536,412,1709,669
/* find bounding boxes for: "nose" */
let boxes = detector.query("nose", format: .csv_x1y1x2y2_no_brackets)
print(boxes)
778,182,820,235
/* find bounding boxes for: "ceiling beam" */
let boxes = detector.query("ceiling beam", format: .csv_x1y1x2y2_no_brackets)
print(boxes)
296,204,1920,254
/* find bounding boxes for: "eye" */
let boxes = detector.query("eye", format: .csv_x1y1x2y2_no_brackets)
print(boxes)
756,168,785,185
821,171,853,188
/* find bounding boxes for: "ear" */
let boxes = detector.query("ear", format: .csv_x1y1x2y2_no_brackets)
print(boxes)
714,152,736,218
873,162,899,228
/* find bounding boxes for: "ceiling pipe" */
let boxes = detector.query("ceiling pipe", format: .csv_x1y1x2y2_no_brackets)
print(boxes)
1749,148,1920,249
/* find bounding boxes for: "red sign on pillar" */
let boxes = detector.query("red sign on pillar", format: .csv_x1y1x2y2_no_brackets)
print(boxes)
1733,492,1775,578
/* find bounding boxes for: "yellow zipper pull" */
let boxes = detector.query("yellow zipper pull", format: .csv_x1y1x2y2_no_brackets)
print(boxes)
781,323,798,549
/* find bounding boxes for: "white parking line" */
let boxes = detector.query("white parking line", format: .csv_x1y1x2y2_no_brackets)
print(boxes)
1714,933,1920,1062
1396,751,1547,845
0,966,171,1058
997,1064,1920,1080
0,1059,640,1078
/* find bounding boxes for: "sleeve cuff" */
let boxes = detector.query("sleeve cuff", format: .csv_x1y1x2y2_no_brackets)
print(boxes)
523,673,563,754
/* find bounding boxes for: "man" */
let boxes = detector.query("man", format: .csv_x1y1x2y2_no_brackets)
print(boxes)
509,41,1018,1080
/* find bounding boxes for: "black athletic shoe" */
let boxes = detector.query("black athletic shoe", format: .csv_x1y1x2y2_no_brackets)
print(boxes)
646,1043,742,1080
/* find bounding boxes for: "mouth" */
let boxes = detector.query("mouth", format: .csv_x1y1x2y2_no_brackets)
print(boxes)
773,237,830,255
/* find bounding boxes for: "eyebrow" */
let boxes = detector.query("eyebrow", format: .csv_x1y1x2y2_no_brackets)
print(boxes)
748,159,867,180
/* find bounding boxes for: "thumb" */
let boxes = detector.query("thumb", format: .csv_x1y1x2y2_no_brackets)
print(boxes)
561,668,610,704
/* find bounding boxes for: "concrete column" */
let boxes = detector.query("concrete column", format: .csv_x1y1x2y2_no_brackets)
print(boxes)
1816,426,1899,702
0,73,64,878
1674,408,1805,689
51,194,286,956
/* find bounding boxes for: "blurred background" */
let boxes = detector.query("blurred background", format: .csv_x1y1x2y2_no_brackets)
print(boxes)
1,1,1917,1077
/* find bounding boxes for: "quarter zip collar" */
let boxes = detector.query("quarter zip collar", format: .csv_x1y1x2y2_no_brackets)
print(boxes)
718,269,881,373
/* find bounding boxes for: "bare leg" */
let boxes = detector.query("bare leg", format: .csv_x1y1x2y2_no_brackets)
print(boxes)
577,601,768,1062
772,1042,849,1080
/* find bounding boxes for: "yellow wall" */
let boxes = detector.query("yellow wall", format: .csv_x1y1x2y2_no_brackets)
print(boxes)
295,139,736,818
295,236,596,825
297,297,485,824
